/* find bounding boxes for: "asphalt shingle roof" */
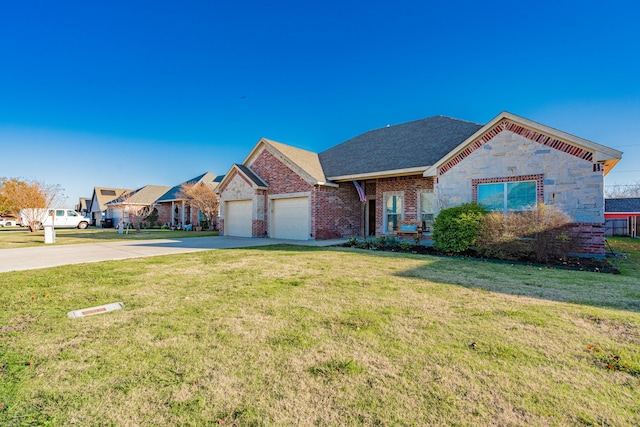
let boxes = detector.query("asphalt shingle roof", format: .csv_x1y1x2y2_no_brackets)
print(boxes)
157,172,222,202
263,139,328,184
605,198,640,213
236,164,268,187
318,116,483,178
108,185,171,205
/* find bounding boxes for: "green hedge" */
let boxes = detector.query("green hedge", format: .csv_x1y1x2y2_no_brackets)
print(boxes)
432,203,487,253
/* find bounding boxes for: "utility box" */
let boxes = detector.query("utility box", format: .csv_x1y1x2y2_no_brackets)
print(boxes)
44,225,56,244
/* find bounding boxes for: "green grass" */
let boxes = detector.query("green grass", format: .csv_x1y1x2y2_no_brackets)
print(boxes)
1,240,639,425
0,227,219,249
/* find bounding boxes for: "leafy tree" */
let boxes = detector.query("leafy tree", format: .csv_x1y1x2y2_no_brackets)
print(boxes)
0,178,64,231
0,177,11,216
177,182,220,230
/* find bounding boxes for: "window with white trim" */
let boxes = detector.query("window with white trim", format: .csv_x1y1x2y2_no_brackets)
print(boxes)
419,192,435,232
477,180,537,214
383,192,403,233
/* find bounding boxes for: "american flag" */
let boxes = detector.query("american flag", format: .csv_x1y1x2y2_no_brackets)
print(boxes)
353,180,366,202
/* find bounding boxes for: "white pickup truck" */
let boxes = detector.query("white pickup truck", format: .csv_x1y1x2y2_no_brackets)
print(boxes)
19,209,91,229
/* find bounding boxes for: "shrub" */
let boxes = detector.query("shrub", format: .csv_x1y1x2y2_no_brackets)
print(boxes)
399,241,412,251
433,203,487,253
476,204,575,262
384,236,400,247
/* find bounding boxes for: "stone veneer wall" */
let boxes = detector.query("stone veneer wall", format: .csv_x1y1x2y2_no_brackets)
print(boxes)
218,168,263,237
436,127,605,256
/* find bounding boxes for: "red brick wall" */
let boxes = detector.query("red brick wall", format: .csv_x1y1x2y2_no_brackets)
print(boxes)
572,223,606,257
250,149,314,236
249,148,363,239
313,184,363,239
251,149,313,194
376,175,434,237
156,203,172,226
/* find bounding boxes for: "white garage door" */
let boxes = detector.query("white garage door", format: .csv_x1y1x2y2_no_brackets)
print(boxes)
225,200,252,237
272,197,310,240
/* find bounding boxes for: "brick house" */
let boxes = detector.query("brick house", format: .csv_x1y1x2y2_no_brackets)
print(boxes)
156,172,223,228
105,185,171,226
217,112,623,257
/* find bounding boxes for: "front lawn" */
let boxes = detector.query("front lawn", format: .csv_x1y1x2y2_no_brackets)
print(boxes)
1,240,639,425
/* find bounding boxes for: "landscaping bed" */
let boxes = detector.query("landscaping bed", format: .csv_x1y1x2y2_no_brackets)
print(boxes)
341,238,620,273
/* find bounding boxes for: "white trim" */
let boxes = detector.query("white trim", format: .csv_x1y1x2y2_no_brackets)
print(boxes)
328,166,428,181
606,212,640,215
268,191,312,200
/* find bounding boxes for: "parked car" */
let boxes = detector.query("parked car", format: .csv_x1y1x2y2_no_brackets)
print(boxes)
19,209,91,229
0,218,17,227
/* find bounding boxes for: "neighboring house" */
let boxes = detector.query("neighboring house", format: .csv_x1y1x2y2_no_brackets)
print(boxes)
216,111,622,257
87,187,131,226
156,172,223,227
605,198,640,237
75,197,91,215
105,185,171,226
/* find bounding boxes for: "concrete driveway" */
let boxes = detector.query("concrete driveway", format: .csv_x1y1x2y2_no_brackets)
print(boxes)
0,236,347,273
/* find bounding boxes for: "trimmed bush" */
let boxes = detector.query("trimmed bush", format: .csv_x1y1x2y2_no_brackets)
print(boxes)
432,203,487,253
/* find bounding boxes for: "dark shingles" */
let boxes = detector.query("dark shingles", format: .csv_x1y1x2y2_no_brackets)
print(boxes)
236,164,268,187
605,198,640,212
319,116,483,178
157,172,222,202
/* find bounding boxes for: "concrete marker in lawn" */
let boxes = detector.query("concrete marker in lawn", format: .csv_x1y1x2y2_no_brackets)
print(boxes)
67,302,125,319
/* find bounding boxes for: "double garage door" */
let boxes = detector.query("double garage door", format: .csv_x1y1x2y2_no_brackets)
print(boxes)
224,197,310,240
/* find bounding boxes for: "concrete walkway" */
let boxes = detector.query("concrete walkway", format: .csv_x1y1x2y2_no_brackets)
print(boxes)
0,236,347,273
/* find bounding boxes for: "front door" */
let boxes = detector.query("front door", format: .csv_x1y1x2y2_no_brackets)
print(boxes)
366,199,376,236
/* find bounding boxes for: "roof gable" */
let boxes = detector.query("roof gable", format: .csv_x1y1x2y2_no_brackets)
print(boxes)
425,112,623,177
216,164,268,193
90,187,131,211
245,138,334,186
319,116,483,180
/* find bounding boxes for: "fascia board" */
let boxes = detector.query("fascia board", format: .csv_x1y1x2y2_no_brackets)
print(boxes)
329,166,428,182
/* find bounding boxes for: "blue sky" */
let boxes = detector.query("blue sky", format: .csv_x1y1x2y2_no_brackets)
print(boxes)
1,0,639,207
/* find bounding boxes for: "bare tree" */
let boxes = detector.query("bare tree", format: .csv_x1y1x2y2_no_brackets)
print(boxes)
177,182,220,230
118,190,156,233
605,180,640,198
0,178,64,231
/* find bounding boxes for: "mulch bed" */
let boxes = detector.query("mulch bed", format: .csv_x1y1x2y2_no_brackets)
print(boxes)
340,243,620,274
